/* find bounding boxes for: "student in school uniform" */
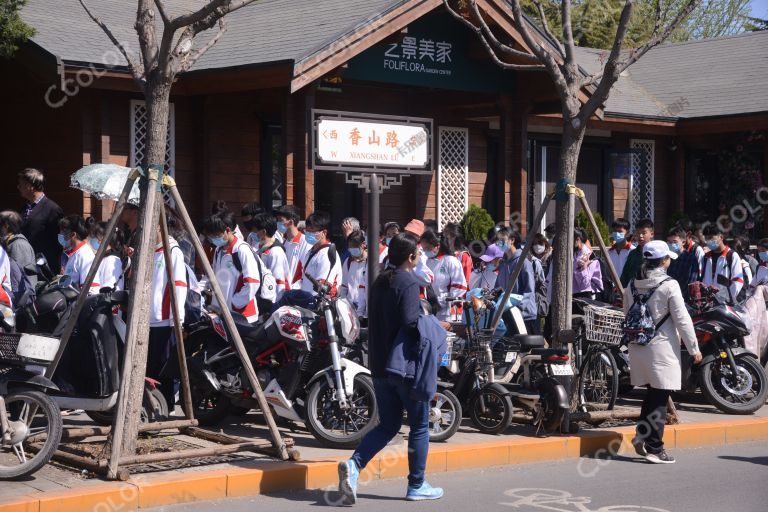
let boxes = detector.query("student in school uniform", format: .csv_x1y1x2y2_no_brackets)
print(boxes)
701,225,744,304
58,214,95,290
86,219,126,293
607,217,635,278
248,212,291,301
203,210,262,323
750,238,768,288
149,218,188,411
420,229,467,321
0,245,12,308
276,205,312,290
340,230,368,319
298,211,342,298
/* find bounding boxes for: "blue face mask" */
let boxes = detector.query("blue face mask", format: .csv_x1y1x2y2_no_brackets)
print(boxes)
424,249,437,259
759,251,768,262
89,238,101,252
304,231,319,246
349,247,363,258
385,237,393,246
496,241,509,253
610,232,625,243
57,233,68,248
247,232,260,247
668,242,681,254
706,239,720,251
276,221,287,234
209,236,228,248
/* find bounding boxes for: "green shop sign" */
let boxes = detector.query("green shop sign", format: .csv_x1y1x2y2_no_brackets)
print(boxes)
344,12,515,93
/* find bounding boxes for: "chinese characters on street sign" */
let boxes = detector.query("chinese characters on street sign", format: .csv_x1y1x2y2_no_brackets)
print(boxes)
313,111,433,175
383,36,453,75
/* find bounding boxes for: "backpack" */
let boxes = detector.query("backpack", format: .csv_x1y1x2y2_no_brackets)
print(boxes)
231,244,277,313
6,257,34,308
530,256,549,317
622,277,672,346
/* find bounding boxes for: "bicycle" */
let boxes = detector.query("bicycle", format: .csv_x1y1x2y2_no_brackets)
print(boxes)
572,299,624,414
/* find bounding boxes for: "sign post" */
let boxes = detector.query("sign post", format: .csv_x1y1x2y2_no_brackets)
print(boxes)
312,110,433,294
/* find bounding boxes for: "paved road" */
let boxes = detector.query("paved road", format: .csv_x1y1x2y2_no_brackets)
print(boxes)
147,442,768,512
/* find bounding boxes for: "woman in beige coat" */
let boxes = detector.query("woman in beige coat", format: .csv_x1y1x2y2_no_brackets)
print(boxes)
623,240,702,464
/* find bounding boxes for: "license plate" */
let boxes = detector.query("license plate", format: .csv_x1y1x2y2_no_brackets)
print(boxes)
550,364,574,376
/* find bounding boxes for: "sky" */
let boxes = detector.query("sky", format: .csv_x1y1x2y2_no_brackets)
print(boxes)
750,0,768,18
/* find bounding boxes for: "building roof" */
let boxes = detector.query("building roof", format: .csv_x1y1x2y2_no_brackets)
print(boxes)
20,1,768,120
575,31,768,119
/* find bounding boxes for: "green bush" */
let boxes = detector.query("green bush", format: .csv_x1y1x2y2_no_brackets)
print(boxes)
460,204,495,242
576,209,610,247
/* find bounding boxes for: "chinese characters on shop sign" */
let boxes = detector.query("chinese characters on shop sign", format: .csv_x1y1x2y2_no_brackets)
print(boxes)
384,36,453,75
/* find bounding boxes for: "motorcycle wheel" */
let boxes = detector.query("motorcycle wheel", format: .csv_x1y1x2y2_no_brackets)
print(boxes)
0,390,63,480
468,386,513,435
578,348,619,412
535,379,566,434
180,383,232,426
428,389,462,443
305,374,378,450
85,410,114,426
700,354,768,414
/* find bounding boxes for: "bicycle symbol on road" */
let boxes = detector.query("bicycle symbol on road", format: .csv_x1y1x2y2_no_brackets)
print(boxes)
500,488,671,512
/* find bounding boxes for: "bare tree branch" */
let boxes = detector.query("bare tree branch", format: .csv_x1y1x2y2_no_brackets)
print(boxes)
135,0,159,75
154,0,172,26
177,19,228,73
532,0,564,56
169,0,255,30
76,0,145,87
561,0,576,65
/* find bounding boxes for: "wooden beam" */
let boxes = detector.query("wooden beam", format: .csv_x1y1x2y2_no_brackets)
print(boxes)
291,0,443,93
677,113,768,135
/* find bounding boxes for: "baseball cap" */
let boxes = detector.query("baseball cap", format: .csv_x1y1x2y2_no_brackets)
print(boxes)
480,244,504,262
643,240,678,260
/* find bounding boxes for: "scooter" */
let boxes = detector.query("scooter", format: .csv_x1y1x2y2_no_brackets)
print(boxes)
0,312,62,479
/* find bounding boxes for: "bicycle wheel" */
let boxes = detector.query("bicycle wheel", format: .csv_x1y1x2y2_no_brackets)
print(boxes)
578,345,619,412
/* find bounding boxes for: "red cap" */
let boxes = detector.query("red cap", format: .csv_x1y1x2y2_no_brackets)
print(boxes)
404,219,425,237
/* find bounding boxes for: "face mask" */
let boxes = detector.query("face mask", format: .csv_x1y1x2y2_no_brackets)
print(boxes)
487,262,498,271
668,242,681,254
610,232,625,243
89,239,101,252
532,244,545,254
759,251,768,262
276,221,287,234
304,231,319,245
424,249,437,259
247,232,260,247
496,241,509,253
209,236,228,248
385,237,392,246
706,239,719,251
57,233,68,248
349,247,363,258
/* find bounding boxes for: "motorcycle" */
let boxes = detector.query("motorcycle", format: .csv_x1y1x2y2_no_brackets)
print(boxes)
15,264,168,425
181,271,378,449
440,290,570,435
682,283,768,414
0,317,62,479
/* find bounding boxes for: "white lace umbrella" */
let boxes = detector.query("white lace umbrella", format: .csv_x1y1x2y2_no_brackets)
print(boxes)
70,163,141,205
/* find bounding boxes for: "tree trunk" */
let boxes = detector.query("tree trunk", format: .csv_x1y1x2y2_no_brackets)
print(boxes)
118,78,170,456
549,120,586,346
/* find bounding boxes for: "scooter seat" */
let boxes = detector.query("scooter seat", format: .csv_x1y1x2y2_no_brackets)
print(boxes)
513,335,546,351
530,347,569,357
232,314,268,344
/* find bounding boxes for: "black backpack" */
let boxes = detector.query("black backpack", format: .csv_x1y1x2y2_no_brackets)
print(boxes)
622,277,672,346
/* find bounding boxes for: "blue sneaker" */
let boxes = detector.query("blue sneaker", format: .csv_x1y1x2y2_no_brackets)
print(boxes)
406,481,444,501
338,460,359,505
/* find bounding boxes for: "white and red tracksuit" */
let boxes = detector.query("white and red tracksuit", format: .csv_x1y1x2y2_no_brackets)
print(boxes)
299,243,342,298
89,254,123,294
61,241,95,290
260,241,291,300
285,232,311,289
0,246,12,306
427,252,468,320
214,237,261,323
455,250,473,290
340,257,367,317
150,238,188,327
702,245,744,304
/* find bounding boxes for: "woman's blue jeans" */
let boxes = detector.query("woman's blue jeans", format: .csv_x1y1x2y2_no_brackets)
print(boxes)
351,376,430,487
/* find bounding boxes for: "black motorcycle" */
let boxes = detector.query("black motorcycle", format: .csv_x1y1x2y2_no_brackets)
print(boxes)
682,283,768,414
180,272,378,449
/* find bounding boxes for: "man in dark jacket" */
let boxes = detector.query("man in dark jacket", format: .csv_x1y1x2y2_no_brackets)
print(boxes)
17,168,64,270
666,226,699,299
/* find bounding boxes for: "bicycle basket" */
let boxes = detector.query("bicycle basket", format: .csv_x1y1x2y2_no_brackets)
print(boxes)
583,305,625,346
0,333,60,367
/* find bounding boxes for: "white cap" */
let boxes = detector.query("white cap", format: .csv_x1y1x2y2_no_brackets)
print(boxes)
643,240,678,260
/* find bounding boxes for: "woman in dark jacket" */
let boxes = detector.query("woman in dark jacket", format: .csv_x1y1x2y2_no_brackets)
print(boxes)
338,232,443,505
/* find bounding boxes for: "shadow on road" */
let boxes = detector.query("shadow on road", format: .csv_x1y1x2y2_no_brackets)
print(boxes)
719,455,768,466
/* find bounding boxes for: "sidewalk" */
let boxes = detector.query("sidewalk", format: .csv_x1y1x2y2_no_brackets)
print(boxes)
2,397,767,512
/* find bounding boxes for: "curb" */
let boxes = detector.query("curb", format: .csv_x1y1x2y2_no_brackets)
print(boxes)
3,416,767,511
